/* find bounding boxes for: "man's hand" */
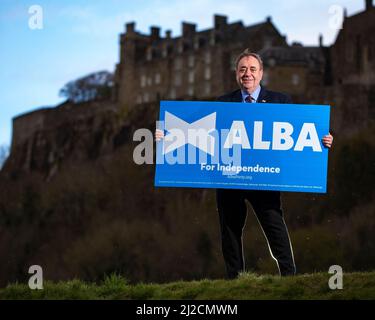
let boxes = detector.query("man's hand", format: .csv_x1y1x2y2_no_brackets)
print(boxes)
155,129,164,141
322,133,333,148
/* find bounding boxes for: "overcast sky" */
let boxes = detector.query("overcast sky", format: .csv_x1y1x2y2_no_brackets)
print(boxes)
0,0,364,147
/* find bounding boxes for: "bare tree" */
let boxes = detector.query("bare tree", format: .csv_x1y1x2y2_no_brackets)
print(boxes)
59,71,114,104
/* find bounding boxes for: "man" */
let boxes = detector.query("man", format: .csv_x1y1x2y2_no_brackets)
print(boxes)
156,49,333,279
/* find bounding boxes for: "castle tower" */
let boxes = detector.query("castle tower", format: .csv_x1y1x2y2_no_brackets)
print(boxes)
114,15,288,112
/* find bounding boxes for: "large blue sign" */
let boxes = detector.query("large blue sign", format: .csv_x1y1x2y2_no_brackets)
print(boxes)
155,101,330,193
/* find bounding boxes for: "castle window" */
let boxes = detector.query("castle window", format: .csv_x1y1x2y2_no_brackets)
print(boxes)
188,86,194,97
162,47,168,58
140,75,147,88
205,51,211,64
143,92,149,103
264,38,272,49
146,48,152,61
147,77,153,86
178,41,184,53
194,37,205,50
174,73,182,86
292,74,300,86
205,83,211,96
188,71,195,84
163,45,172,58
188,55,195,67
170,88,176,99
268,58,276,67
210,33,216,46
175,58,182,70
155,73,161,84
204,67,211,80
262,71,269,86
194,38,200,50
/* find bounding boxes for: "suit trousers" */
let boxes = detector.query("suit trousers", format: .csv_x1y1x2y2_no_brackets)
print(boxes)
216,189,296,278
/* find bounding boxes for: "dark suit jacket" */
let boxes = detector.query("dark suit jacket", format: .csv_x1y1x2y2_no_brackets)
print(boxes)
217,87,292,104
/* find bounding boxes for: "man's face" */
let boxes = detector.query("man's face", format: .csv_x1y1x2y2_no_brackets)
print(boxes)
236,56,263,94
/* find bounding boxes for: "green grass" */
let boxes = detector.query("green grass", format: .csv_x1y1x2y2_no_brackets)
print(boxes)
1,272,375,300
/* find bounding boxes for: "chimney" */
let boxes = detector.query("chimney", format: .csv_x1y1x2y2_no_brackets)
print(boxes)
319,34,323,47
150,26,160,40
182,22,196,38
266,16,272,23
126,22,135,33
165,30,172,39
214,14,227,29
366,0,373,10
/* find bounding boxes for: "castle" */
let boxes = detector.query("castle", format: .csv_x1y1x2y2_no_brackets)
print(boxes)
113,15,288,107
113,14,332,109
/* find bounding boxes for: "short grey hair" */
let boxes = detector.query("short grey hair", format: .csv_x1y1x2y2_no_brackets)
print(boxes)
235,49,263,70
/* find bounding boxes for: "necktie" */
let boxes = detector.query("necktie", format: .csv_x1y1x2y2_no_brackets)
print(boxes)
245,95,255,103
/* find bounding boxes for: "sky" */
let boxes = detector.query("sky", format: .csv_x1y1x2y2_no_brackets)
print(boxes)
0,0,364,147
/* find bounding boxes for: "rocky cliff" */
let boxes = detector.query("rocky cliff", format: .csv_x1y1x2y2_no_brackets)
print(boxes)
2,100,153,180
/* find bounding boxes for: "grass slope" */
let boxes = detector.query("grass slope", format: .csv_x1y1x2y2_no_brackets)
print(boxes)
1,272,374,300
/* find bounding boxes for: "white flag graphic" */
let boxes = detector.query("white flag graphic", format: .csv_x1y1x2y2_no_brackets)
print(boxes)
164,112,216,156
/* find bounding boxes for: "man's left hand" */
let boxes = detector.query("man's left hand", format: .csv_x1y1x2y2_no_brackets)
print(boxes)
322,133,333,148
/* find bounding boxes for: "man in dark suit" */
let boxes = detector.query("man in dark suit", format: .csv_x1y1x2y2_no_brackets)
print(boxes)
155,48,333,279
216,49,333,278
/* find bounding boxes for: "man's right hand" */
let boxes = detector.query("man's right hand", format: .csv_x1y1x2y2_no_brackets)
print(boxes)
155,129,164,141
